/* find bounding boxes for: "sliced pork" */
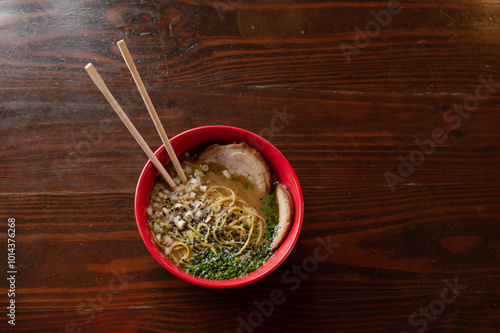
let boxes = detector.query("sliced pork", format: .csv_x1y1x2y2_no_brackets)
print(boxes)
197,143,272,195
270,182,294,250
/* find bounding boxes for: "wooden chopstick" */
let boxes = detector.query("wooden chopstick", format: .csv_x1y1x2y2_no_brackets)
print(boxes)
84,63,178,190
116,39,188,185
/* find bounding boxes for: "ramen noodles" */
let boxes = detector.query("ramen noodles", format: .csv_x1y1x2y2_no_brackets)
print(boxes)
147,143,292,280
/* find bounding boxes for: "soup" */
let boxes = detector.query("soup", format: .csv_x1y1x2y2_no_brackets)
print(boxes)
147,143,289,280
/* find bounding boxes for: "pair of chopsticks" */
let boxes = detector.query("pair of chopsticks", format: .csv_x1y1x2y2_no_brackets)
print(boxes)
85,40,187,189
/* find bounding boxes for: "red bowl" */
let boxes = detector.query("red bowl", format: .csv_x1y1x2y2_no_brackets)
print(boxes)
135,125,303,288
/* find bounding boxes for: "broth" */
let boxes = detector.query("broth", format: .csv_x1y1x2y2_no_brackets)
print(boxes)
147,148,280,280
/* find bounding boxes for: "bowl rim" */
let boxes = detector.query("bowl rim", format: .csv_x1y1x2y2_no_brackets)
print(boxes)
134,125,304,288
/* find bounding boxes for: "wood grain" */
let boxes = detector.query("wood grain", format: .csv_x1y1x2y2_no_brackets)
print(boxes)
1,0,500,332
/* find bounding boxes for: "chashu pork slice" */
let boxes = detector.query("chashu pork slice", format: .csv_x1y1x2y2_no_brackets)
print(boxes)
197,143,272,194
270,183,294,250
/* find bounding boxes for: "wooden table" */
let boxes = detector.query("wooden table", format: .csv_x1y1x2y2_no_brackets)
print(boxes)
1,0,499,332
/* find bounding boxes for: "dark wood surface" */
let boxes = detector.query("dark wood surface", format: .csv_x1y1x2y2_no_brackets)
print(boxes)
1,0,500,332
